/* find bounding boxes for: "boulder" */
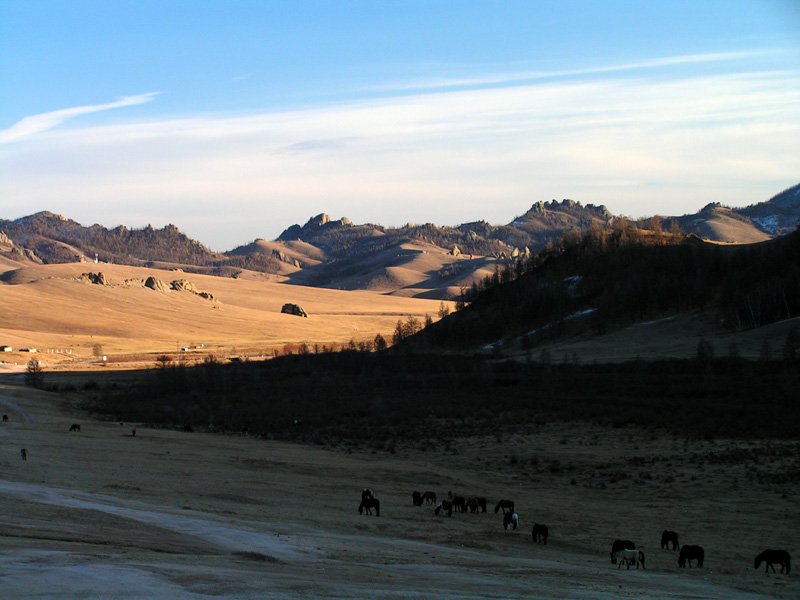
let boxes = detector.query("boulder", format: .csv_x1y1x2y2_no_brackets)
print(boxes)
171,278,198,293
145,276,170,292
281,303,308,318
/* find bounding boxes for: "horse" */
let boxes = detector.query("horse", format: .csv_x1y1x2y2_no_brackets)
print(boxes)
421,491,437,505
503,512,519,531
434,500,453,517
358,497,380,517
476,497,487,513
532,523,549,545
69,423,81,432
361,488,374,502
183,425,193,432
412,491,423,506
661,530,679,550
754,549,791,574
2,414,8,422
679,545,704,568
451,496,466,513
613,548,645,569
20,448,28,461
494,499,515,514
610,540,636,564
465,497,479,513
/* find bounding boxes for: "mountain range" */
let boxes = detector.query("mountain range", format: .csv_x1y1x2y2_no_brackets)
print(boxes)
2,182,798,300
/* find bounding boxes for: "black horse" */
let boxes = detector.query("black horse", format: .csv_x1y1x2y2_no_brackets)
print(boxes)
754,549,791,574
358,497,380,517
69,423,81,432
678,544,704,567
412,491,423,506
611,540,635,564
661,530,679,550
362,488,374,501
494,499,514,514
434,500,453,517
451,496,466,513
532,523,549,545
476,497,487,513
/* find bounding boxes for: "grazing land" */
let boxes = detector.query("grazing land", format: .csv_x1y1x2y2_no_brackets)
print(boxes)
0,372,797,599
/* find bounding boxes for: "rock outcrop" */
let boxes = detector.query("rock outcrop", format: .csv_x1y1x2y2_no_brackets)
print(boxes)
281,303,308,317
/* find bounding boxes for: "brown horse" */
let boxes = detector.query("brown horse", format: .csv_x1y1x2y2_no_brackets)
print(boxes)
421,491,437,505
69,423,81,432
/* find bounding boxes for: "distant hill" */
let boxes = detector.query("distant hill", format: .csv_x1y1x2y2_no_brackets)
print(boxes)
2,183,798,299
412,225,800,353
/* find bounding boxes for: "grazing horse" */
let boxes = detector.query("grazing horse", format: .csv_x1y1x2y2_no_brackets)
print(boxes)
362,488,374,502
503,512,519,531
421,491,437,505
679,545,704,568
20,448,28,461
494,499,515,514
532,523,549,545
412,491,423,506
661,530,679,550
755,550,791,574
435,500,453,517
358,497,380,517
611,540,636,564
451,496,466,513
614,548,645,569
476,497,487,513
2,414,8,422
465,497,480,513
69,423,81,432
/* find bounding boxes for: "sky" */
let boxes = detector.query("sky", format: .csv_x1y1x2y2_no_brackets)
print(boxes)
1,1,799,251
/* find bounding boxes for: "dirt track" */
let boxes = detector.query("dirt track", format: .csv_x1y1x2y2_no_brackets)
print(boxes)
0,378,796,599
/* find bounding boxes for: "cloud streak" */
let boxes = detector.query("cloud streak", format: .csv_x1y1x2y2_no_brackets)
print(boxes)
0,93,159,144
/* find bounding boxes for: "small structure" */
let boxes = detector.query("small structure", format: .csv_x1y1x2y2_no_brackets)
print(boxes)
0,346,11,352
281,303,308,318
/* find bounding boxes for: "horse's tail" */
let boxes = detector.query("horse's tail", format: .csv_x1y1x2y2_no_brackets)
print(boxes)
358,500,364,515
374,499,380,517
639,551,646,569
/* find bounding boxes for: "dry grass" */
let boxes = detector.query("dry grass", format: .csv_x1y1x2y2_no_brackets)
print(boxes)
0,380,796,599
0,261,451,365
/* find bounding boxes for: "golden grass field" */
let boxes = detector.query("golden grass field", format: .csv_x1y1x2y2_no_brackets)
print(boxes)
0,261,453,368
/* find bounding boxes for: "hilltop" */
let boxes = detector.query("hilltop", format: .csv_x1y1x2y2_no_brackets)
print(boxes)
1,183,798,301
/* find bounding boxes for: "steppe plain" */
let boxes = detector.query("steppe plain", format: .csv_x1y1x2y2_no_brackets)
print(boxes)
0,259,797,599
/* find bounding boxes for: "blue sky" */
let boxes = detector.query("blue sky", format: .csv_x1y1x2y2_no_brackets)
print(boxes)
2,1,799,251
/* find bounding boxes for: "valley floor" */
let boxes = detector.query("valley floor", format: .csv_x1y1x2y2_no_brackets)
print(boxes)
0,377,797,599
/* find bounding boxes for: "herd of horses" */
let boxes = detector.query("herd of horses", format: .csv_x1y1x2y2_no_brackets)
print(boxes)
360,489,790,575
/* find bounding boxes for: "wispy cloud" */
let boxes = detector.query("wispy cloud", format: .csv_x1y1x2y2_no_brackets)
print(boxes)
1,67,798,250
0,93,159,144
369,50,780,93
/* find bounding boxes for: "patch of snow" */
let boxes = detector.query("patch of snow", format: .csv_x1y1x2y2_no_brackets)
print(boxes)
630,316,677,328
752,215,781,234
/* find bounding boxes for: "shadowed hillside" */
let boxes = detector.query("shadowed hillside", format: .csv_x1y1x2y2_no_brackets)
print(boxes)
413,226,800,351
